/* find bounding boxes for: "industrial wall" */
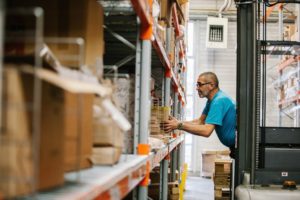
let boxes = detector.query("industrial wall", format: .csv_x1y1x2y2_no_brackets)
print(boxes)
188,19,237,174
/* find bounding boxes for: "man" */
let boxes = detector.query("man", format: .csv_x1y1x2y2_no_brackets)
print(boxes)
163,72,236,158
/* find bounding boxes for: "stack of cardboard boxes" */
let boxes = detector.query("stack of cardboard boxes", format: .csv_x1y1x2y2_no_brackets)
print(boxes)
201,149,230,178
92,101,123,165
148,167,180,200
150,105,171,142
214,159,232,200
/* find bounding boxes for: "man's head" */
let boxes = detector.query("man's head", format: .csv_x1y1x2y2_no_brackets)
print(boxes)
196,72,219,98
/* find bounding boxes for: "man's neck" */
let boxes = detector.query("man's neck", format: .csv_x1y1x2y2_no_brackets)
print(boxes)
207,88,219,100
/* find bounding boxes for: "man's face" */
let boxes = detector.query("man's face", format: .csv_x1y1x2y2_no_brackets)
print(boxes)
196,76,213,98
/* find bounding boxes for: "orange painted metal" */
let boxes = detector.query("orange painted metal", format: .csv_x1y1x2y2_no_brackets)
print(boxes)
263,3,283,22
95,191,111,200
278,55,300,72
130,0,153,40
172,3,181,37
152,34,172,70
138,144,150,186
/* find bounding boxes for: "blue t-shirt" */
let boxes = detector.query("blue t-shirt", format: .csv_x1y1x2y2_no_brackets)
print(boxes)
202,90,236,147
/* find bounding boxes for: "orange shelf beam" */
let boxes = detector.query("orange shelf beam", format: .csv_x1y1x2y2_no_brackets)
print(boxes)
262,3,283,22
152,33,172,70
130,0,153,39
279,92,300,108
150,146,169,170
150,135,184,170
277,55,300,72
172,3,181,37
172,3,185,59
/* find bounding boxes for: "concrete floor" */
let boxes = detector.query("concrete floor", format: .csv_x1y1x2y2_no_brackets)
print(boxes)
184,175,214,200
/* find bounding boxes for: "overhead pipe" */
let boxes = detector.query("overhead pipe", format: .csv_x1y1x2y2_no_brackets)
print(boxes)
218,0,229,17
225,0,233,11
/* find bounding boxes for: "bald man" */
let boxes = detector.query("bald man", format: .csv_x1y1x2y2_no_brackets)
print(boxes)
164,72,236,158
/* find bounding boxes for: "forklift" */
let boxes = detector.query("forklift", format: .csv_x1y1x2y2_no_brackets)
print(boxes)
235,0,300,199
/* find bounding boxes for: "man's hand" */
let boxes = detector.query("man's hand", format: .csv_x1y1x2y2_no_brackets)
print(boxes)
162,116,180,133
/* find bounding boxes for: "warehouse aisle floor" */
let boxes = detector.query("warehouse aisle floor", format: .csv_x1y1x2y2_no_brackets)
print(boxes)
184,175,214,200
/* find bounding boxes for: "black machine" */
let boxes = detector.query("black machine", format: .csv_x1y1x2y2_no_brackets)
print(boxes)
235,0,300,187
257,127,300,184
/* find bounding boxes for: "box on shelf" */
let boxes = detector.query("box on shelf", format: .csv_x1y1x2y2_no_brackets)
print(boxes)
7,0,104,69
284,24,295,41
1,64,96,195
214,174,231,187
91,147,122,165
150,106,171,138
278,88,285,101
159,0,171,22
156,20,167,47
215,186,230,198
64,92,94,172
93,115,124,148
112,77,135,154
0,66,66,197
149,181,180,200
215,159,232,175
150,167,180,184
178,0,189,5
201,149,230,177
169,28,176,65
214,159,232,199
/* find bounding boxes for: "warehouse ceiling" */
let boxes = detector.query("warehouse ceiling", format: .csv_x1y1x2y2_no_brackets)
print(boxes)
189,0,237,19
188,0,297,23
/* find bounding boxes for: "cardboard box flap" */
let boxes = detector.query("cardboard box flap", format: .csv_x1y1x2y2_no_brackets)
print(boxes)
101,99,131,132
40,44,100,86
40,44,62,69
21,66,111,97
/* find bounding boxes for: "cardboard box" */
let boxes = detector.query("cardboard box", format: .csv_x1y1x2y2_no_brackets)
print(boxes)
215,159,232,175
63,92,94,172
46,0,104,68
148,181,179,200
284,24,295,41
0,65,97,197
0,67,65,197
113,77,135,154
181,2,189,25
91,147,122,165
201,149,230,177
7,0,104,68
93,117,124,148
178,0,189,5
159,0,171,21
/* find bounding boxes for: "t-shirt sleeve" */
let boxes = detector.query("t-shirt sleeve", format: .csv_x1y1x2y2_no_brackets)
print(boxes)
202,102,209,115
205,100,225,126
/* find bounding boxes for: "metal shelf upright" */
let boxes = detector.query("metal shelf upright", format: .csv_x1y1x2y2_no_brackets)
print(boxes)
0,0,4,135
132,1,187,199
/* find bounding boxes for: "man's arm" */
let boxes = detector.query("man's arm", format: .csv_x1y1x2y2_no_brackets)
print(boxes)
163,116,214,137
199,114,206,125
182,114,206,125
180,123,215,137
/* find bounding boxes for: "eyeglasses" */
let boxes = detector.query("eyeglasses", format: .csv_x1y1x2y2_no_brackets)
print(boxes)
196,82,211,88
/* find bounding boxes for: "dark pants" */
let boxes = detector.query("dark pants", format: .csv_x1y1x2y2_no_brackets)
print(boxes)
229,146,235,159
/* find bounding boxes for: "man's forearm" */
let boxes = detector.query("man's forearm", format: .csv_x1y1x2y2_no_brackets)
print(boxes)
183,118,201,125
180,123,213,137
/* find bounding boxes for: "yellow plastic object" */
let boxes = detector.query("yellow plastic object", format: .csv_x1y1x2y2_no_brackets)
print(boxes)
179,163,188,200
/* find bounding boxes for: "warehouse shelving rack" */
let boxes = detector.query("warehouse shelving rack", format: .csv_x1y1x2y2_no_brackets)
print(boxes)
261,40,300,126
0,0,187,200
0,0,4,136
